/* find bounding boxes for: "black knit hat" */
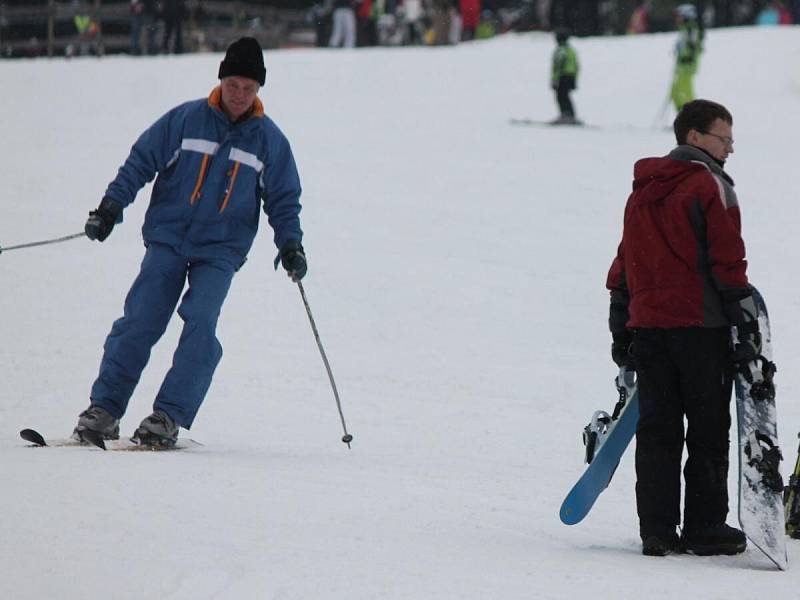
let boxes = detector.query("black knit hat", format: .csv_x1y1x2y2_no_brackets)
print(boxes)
218,37,266,86
555,28,571,44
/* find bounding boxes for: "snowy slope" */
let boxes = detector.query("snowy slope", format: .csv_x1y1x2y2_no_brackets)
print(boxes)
1,27,799,599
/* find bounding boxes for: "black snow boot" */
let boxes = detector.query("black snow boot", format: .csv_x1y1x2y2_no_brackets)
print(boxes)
131,410,179,447
641,530,680,556
681,523,747,556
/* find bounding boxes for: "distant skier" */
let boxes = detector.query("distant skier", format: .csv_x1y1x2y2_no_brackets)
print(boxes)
72,37,307,447
626,0,651,34
459,0,481,41
329,0,357,48
606,99,754,557
550,28,579,125
671,3,703,111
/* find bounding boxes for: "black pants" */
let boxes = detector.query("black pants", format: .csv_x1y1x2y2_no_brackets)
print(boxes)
632,327,733,536
163,17,184,54
555,77,575,118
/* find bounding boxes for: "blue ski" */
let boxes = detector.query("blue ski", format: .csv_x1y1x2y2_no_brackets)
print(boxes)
560,370,639,525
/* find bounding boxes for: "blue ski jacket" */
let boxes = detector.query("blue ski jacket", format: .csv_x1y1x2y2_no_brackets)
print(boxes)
105,86,302,267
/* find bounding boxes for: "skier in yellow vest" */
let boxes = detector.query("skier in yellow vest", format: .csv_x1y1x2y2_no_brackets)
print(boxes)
551,28,580,125
671,4,703,111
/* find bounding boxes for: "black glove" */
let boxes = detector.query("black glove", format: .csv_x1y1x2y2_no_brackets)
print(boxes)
725,294,762,367
85,197,122,242
280,240,307,282
611,331,634,369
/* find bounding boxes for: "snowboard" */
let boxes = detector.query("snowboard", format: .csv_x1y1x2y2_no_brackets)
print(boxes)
559,368,639,525
733,287,788,570
20,428,201,452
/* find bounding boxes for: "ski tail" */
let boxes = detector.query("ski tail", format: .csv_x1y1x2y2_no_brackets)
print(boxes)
78,429,108,450
559,368,639,525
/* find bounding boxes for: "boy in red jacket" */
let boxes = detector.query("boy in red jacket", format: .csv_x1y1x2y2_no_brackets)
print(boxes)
606,99,757,557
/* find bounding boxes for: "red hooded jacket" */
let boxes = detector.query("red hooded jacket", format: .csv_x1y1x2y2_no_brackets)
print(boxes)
357,0,372,18
606,145,749,331
460,0,481,28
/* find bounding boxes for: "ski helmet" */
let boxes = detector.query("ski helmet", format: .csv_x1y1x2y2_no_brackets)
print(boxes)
555,28,570,44
675,3,698,20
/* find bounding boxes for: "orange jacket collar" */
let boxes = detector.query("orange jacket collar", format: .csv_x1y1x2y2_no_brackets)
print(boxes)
208,86,265,120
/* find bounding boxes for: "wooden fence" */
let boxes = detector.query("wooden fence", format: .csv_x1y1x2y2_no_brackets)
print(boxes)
0,0,308,57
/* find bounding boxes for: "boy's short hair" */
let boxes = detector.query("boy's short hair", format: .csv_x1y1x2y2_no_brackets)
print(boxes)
673,99,733,145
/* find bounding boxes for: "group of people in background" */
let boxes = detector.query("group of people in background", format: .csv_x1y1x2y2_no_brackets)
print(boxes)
318,0,491,48
65,0,188,57
552,2,725,125
129,0,188,56
4,0,790,61
626,0,798,34
754,0,796,23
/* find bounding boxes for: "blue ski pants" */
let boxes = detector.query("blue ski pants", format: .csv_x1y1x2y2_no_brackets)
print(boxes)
90,243,236,428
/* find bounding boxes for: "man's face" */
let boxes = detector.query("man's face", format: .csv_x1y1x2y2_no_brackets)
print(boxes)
687,118,734,162
220,76,260,121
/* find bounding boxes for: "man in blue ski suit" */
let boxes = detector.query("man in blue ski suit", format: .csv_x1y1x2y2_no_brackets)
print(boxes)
73,37,307,446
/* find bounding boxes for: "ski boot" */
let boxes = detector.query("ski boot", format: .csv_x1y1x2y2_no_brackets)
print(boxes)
72,405,120,443
549,115,582,126
131,410,179,447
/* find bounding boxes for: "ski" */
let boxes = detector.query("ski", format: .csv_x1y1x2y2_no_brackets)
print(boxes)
20,428,201,451
559,368,639,525
509,117,601,130
734,287,788,570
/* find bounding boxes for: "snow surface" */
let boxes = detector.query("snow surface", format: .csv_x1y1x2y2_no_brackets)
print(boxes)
2,26,800,599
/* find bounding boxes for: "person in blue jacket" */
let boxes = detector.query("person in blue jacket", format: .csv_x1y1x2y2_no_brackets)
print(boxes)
72,37,307,447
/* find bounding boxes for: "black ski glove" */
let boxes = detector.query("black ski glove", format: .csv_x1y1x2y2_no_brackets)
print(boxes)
725,294,762,367
611,331,634,369
280,240,307,282
85,197,123,242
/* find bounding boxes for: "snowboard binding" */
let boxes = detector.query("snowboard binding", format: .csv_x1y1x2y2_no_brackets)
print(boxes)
739,355,776,402
745,430,784,493
750,356,776,402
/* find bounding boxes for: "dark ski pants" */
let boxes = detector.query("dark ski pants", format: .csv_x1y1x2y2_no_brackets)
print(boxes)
555,77,575,118
632,327,733,536
90,243,235,428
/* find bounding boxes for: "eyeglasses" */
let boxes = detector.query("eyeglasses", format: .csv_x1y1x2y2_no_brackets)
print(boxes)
701,131,734,147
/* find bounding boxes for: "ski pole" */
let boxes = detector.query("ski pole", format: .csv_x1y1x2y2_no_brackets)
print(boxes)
297,281,353,449
0,232,86,255
786,433,800,539
651,62,675,131
651,88,672,131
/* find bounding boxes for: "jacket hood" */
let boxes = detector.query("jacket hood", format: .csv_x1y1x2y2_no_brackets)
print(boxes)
630,145,733,204
667,144,733,185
